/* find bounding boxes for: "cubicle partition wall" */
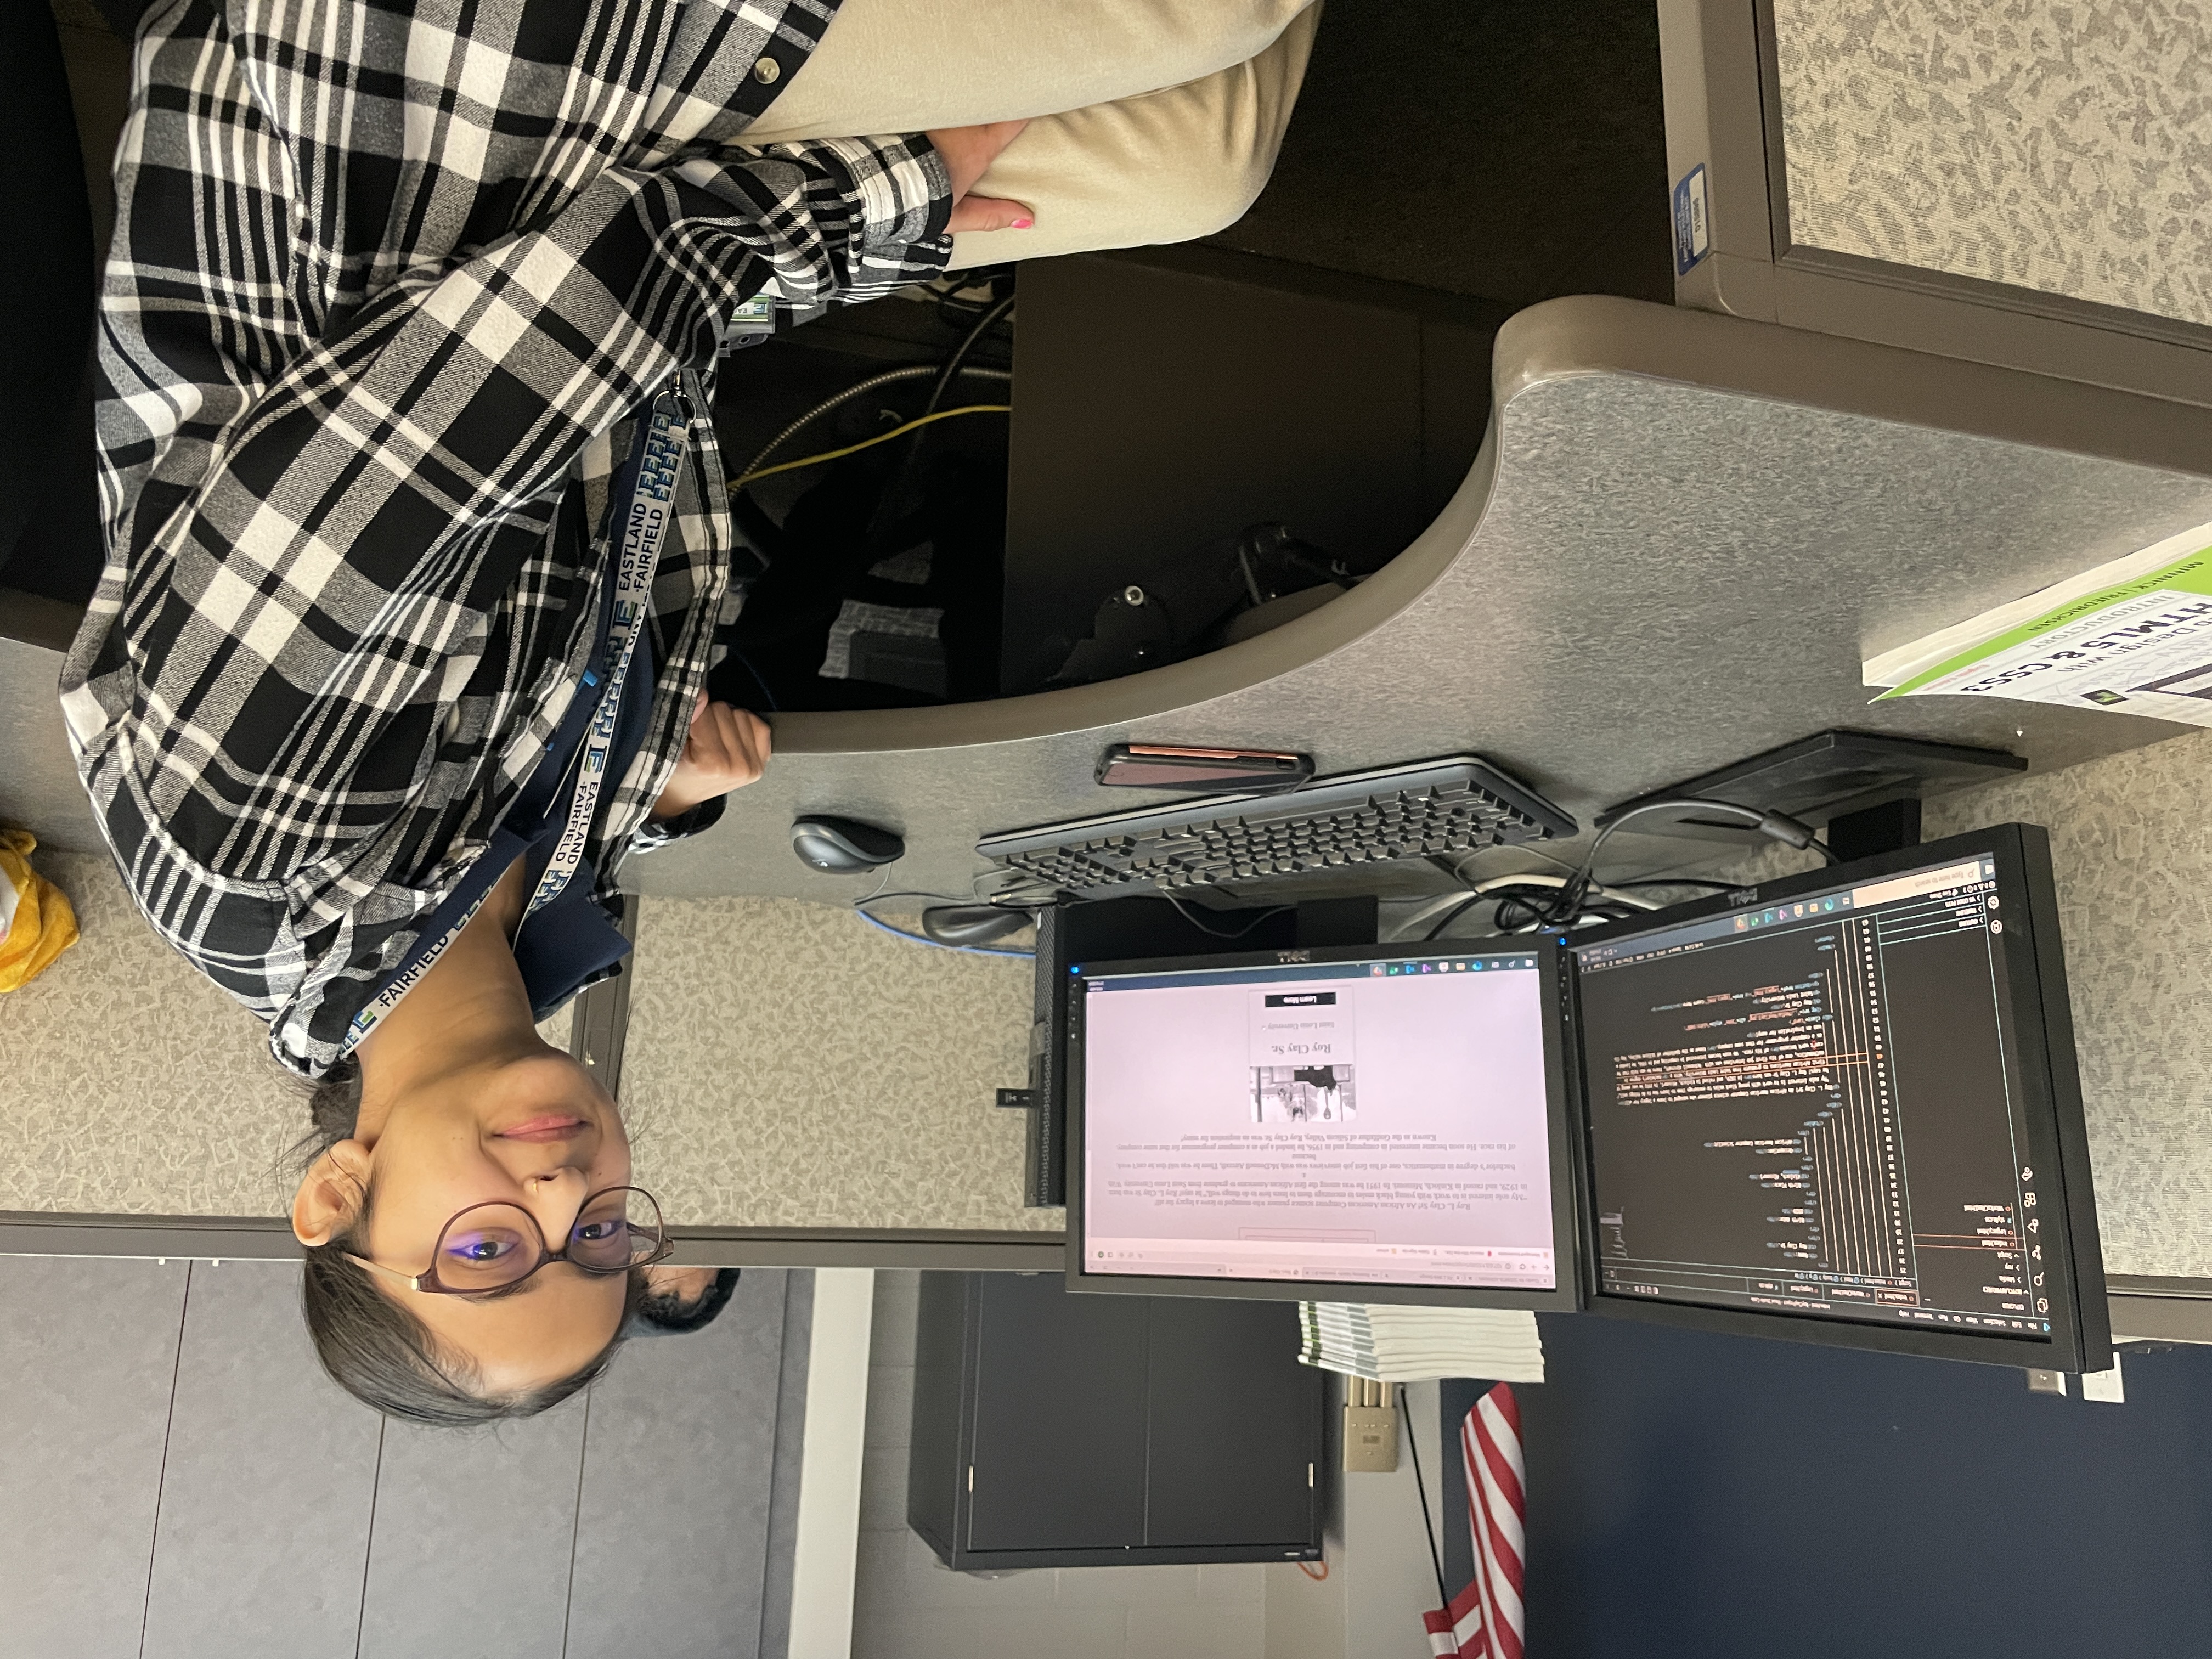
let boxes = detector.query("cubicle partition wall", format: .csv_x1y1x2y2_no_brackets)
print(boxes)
1660,0,2212,408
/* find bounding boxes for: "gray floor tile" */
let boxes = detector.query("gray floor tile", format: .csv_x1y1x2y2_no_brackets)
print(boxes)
0,1255,802,1659
139,1262,383,1659
358,1395,589,1659
857,1439,911,1535
862,1361,913,1452
564,1268,793,1659
870,1269,920,1365
0,1256,187,1659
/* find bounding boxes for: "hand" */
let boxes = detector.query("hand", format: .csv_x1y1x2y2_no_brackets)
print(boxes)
925,120,1032,234
650,695,772,821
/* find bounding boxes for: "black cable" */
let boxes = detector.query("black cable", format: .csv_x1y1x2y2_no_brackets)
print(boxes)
864,289,1018,554
971,871,1063,911
930,266,1012,329
1421,875,1655,941
1549,797,1835,928
1422,894,1491,941
856,888,974,910
731,363,1013,488
1493,893,1553,933
1399,1385,1453,1615
923,289,1017,421
856,888,1052,918
850,889,1037,958
1160,890,1293,940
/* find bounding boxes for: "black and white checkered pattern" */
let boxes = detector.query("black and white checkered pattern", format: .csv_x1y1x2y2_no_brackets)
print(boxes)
59,0,952,1076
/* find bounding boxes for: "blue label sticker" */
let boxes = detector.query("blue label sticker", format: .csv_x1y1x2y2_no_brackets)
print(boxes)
1673,163,1712,275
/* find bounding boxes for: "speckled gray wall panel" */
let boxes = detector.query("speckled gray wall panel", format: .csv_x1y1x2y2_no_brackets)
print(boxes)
617,896,1049,1231
1926,737,2212,1280
0,1257,188,1659
0,855,1041,1231
1689,729,2212,1279
0,848,305,1217
1773,0,2212,327
139,1262,383,1659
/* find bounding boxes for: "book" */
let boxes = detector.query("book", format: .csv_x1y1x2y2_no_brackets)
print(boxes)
1863,518,2212,726
1297,1302,1545,1384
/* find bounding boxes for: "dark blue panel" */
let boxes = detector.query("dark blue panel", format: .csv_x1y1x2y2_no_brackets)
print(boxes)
1437,1316,2212,1659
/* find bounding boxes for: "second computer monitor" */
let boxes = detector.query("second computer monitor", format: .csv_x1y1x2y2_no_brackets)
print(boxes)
1570,823,2111,1372
1066,941,1579,1309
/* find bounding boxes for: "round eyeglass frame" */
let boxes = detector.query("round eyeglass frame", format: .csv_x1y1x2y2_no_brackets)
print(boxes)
345,1185,674,1294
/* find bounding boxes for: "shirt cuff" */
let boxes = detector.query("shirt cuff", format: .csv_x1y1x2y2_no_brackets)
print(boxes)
809,134,953,250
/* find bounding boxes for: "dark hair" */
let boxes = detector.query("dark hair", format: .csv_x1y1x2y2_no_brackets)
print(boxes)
288,1056,636,1427
635,1266,742,1335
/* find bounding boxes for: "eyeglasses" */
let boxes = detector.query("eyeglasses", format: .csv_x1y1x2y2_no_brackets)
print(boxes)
346,1186,673,1295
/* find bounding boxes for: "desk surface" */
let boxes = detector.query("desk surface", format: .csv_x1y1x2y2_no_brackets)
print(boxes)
629,295,2212,905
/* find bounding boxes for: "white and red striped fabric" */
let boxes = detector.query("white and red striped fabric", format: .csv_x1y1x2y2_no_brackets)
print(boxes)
1422,1383,1526,1658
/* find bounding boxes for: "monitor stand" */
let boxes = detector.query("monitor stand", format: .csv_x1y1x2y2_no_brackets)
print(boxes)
1826,797,1923,861
1598,730,2023,855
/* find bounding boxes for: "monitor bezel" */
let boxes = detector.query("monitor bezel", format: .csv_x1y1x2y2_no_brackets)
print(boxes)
1565,822,2112,1372
1064,937,1584,1311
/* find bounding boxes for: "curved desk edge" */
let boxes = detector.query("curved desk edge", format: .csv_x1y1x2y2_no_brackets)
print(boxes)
770,294,2212,758
770,400,1507,757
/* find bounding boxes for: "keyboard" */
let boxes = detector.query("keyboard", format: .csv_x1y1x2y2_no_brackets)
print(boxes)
978,755,1577,898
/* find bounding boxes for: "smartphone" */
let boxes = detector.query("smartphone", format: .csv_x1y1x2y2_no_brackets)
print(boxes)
1094,743,1315,793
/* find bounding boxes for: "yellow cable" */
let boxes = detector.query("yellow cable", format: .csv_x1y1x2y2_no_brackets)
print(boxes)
730,404,1013,489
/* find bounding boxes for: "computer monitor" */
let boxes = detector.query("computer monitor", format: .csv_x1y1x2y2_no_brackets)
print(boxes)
1568,823,2111,1371
1066,940,1579,1309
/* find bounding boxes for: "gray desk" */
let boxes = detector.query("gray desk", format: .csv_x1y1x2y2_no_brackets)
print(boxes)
627,294,2212,904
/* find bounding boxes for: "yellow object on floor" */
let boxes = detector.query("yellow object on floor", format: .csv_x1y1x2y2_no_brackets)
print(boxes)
0,828,78,991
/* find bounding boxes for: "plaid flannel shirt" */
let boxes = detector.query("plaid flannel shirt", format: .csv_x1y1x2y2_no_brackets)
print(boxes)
59,0,952,1076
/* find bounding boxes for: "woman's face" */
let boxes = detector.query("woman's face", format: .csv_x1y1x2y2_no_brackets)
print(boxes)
302,1049,635,1394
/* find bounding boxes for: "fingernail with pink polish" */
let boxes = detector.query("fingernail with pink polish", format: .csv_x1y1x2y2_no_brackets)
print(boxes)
1011,217,1034,229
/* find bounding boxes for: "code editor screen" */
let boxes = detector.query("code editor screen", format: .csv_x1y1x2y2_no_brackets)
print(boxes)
1575,856,2053,1341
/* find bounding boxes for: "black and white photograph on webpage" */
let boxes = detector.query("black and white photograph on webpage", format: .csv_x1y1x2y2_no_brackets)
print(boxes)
1251,1063,1357,1123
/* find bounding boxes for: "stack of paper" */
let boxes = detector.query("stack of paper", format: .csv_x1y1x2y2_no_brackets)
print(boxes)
1298,1302,1545,1384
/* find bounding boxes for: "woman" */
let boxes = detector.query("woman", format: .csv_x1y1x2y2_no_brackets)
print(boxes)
64,0,1319,1422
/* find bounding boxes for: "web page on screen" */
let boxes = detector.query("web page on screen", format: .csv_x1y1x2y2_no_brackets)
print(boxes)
1080,952,1557,1289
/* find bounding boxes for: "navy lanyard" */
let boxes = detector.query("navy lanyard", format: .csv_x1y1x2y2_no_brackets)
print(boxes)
528,377,691,916
345,378,690,1051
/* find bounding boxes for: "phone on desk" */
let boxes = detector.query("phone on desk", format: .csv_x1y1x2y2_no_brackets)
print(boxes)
1094,743,1314,793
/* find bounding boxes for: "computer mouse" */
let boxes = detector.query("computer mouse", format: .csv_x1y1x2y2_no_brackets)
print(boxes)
921,905,1033,947
791,815,905,873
